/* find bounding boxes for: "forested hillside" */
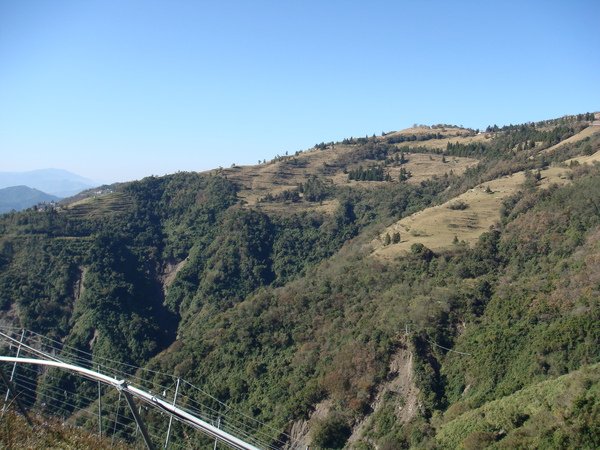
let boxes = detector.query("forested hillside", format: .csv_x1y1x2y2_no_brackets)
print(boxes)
0,113,599,449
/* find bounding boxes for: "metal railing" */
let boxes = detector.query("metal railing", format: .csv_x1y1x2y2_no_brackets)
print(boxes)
0,327,300,449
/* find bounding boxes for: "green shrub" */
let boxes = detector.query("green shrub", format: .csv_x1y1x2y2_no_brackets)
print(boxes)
462,431,497,449
447,200,468,210
312,414,352,449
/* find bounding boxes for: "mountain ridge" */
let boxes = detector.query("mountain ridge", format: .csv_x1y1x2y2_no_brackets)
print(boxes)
0,112,598,449
0,185,59,213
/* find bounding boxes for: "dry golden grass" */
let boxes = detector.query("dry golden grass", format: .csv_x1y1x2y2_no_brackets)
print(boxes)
568,147,600,165
213,125,488,212
541,126,600,154
381,126,491,151
372,172,525,259
383,126,472,138
397,133,490,151
396,153,478,184
214,140,478,215
372,149,600,259
63,192,132,218
56,124,490,217
0,410,129,450
329,154,478,187
254,198,340,216
214,144,357,209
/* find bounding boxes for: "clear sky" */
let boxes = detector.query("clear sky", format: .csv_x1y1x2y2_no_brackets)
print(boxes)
1,1,599,183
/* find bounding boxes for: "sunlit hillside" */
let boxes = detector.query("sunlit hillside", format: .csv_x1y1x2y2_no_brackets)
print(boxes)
1,113,599,449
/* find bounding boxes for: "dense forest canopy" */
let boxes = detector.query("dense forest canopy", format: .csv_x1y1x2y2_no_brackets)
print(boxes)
0,113,599,449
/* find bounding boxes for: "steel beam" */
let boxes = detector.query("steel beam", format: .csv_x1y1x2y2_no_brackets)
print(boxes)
122,389,156,450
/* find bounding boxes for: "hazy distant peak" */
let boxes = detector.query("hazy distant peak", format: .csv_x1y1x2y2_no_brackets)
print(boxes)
0,185,59,214
0,169,97,197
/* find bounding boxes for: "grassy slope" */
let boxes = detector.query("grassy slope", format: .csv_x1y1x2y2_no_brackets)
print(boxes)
436,363,600,449
373,147,600,257
60,127,479,219
212,127,479,215
541,125,600,154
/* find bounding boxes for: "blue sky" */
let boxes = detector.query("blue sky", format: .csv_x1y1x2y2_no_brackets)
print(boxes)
1,1,599,183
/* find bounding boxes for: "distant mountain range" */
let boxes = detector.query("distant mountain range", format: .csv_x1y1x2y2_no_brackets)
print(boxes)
0,169,97,198
0,185,59,213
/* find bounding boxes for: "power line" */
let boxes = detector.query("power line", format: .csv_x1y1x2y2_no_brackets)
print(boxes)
0,354,263,448
425,336,471,356
0,327,294,449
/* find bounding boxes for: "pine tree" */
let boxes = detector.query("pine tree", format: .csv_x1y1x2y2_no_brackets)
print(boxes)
399,167,411,182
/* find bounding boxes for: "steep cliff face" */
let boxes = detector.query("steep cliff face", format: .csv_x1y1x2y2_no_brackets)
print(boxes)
72,266,87,303
348,343,421,446
160,259,187,293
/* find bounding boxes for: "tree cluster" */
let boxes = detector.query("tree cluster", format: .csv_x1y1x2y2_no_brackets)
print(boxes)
348,165,390,182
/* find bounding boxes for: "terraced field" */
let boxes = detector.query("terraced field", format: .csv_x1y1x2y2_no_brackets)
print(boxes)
212,127,482,215
64,191,133,218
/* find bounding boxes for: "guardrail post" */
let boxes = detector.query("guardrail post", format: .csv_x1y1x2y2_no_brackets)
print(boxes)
213,416,221,450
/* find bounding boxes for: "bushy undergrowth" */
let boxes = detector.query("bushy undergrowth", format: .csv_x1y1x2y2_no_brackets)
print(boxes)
437,364,600,449
0,410,129,449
